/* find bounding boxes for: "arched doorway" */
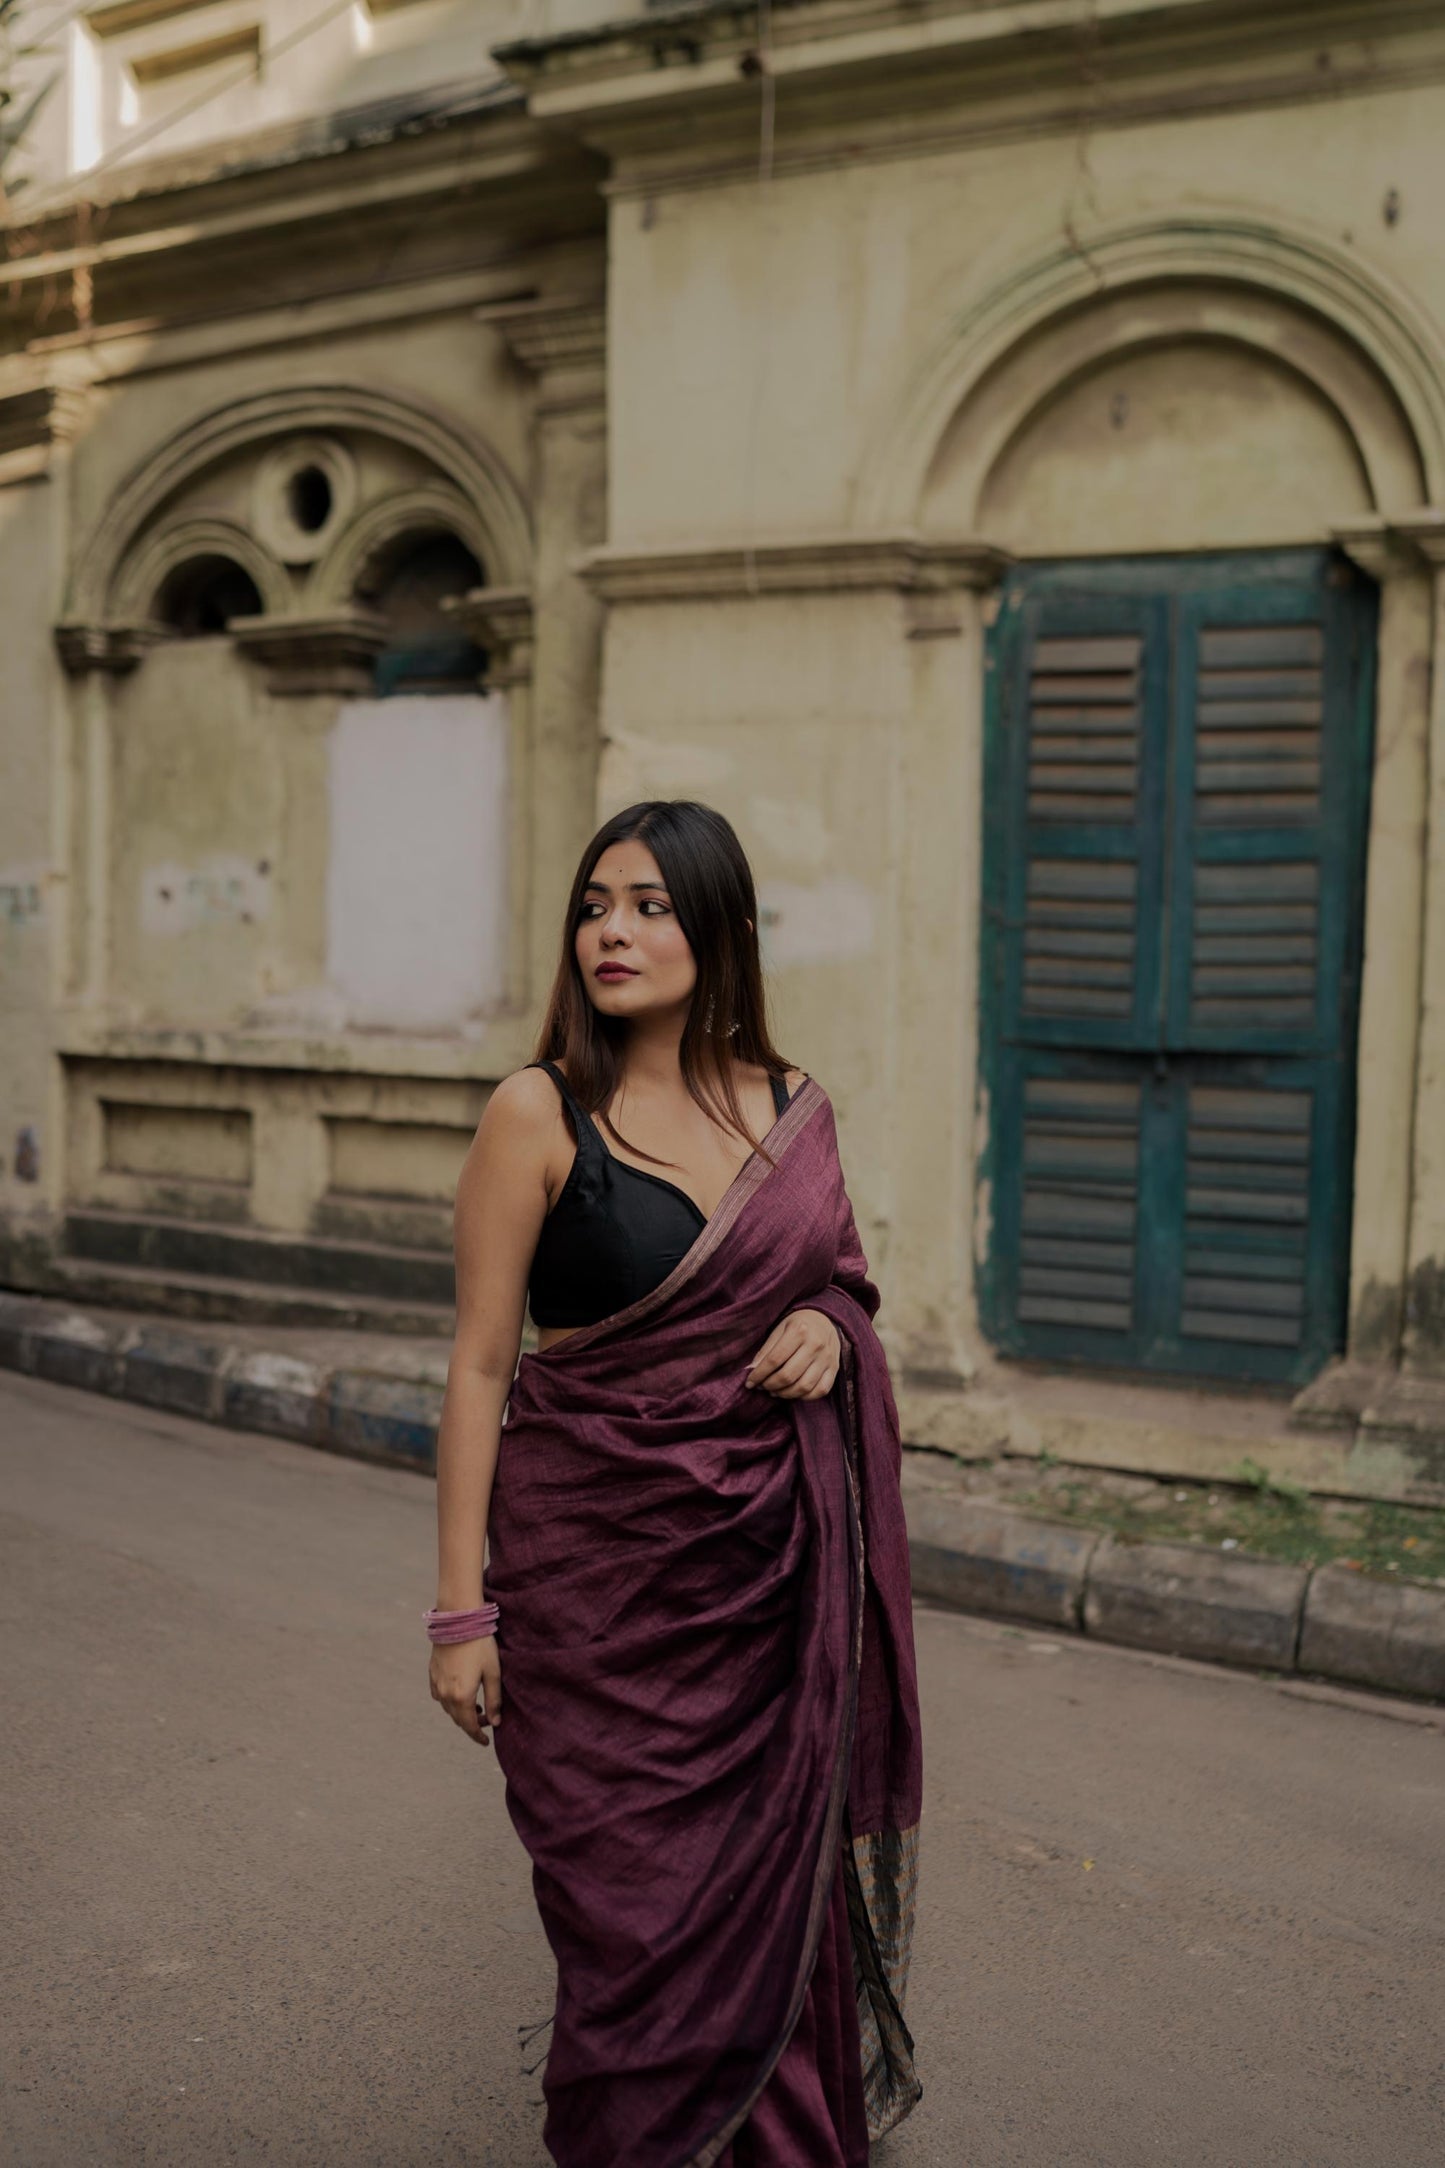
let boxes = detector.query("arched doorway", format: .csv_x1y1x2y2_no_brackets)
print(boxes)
903,246,1436,1386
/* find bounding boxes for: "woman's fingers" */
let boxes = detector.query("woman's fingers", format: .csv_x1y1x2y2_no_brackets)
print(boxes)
759,1344,812,1391
478,1644,504,1728
744,1322,791,1385
777,1359,837,1400
747,1311,842,1395
458,1699,489,1746
430,1642,499,1747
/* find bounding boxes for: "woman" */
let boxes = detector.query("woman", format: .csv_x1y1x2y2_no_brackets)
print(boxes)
429,800,922,2167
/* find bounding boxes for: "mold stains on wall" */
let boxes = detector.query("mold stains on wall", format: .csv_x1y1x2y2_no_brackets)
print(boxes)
1407,1257,1445,1373
0,868,45,929
140,857,273,935
1349,1274,1405,1365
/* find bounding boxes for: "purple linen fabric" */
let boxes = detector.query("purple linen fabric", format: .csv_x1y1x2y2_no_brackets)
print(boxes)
488,1082,922,2168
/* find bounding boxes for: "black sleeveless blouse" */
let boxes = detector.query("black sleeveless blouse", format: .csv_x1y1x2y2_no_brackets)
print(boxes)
527,1061,794,1330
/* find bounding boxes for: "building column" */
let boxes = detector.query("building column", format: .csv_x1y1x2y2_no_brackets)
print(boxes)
1392,515,1445,1372
1334,522,1435,1365
446,584,537,1016
892,550,1011,1424
54,623,158,1011
477,296,607,1016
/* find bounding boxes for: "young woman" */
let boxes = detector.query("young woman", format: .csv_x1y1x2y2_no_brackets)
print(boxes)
428,800,922,2168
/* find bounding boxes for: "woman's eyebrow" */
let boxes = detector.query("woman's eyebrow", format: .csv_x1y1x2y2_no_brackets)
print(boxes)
584,880,669,895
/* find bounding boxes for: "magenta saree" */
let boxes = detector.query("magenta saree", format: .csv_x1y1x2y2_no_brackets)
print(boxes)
487,1080,923,2167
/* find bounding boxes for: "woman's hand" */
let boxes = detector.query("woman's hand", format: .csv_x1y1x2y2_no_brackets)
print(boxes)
430,1635,503,1749
745,1308,842,1401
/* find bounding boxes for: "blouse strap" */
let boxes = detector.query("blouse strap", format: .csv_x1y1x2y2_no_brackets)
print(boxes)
531,1060,603,1156
769,1071,791,1120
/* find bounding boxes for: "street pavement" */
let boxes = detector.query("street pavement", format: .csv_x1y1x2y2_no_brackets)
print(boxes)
2,1371,1442,2168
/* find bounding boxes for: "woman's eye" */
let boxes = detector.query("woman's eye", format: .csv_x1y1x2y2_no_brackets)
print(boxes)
640,899,671,915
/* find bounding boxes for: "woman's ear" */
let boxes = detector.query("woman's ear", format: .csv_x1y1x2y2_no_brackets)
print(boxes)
745,917,754,934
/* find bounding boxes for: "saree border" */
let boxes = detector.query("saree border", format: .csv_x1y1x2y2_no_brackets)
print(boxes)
521,1076,829,1372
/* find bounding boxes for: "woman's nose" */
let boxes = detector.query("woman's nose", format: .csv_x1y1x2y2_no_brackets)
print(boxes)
599,913,632,947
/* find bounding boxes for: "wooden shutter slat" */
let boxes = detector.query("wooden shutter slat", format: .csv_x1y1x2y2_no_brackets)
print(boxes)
1015,1074,1140,1335
1021,624,1147,1032
1198,624,1322,665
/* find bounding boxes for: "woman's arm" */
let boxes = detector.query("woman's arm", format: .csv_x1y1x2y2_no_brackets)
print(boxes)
430,1068,559,1747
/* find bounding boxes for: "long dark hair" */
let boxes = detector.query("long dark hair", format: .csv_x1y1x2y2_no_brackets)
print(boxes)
534,800,796,1165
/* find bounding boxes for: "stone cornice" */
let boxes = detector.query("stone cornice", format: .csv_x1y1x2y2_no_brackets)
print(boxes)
444,585,536,687
0,385,91,486
578,535,1011,609
475,295,606,416
494,0,1445,165
54,621,165,675
1336,513,1445,578
0,102,605,347
230,610,388,696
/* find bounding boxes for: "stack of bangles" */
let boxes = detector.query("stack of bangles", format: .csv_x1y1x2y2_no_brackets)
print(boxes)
424,1602,500,1644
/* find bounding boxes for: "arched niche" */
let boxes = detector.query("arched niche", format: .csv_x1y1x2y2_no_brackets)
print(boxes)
860,216,1442,533
918,283,1425,548
960,334,1374,556
69,383,532,624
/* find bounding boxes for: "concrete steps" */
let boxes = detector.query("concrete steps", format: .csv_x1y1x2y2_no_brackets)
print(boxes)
46,1252,454,1337
54,1208,455,1334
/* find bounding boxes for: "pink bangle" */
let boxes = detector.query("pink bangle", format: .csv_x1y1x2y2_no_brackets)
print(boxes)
425,1603,500,1645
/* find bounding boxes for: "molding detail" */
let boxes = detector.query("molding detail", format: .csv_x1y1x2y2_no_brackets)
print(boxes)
230,610,387,695
0,385,90,484
1391,511,1445,568
55,621,164,675
445,584,536,687
477,295,606,417
1336,512,1445,577
860,215,1445,527
577,535,1011,608
69,383,534,621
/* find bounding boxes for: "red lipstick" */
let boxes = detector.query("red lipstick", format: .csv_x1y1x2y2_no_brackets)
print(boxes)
594,963,638,982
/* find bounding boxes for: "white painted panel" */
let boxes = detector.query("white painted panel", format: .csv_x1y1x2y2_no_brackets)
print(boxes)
327,694,508,1030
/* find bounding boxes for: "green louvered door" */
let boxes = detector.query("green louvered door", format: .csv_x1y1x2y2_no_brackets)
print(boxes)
980,550,1376,1386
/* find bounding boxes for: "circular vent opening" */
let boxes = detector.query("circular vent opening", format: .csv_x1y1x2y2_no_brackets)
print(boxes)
287,464,333,534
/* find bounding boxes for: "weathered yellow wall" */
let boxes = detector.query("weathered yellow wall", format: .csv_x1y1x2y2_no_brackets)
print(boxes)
0,471,63,1250
8,0,1445,1398
595,39,1445,1385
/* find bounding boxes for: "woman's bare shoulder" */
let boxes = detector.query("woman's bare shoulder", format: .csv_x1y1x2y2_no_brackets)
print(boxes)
477,1064,567,1145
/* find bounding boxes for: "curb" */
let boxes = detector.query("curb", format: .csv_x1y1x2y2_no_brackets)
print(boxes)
901,1474,1445,1708
4,1291,1444,1706
0,1291,443,1471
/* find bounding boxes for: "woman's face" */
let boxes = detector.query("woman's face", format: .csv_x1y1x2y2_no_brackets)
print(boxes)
575,838,697,1022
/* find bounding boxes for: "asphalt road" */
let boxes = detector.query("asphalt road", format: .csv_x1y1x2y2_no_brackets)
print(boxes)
2,1371,1442,2168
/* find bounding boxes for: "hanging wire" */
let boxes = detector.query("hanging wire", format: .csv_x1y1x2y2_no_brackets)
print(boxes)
740,0,776,600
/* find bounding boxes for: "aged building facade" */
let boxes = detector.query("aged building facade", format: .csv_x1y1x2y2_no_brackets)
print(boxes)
4,0,1445,1453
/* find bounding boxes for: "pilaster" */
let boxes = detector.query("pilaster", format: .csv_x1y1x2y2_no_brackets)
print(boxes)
1334,518,1437,1362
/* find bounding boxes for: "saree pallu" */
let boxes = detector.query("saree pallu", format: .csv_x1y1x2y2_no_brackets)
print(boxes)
488,1081,923,2168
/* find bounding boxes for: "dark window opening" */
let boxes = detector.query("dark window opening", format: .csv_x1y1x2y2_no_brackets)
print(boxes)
156,555,264,637
361,530,486,695
288,464,333,534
